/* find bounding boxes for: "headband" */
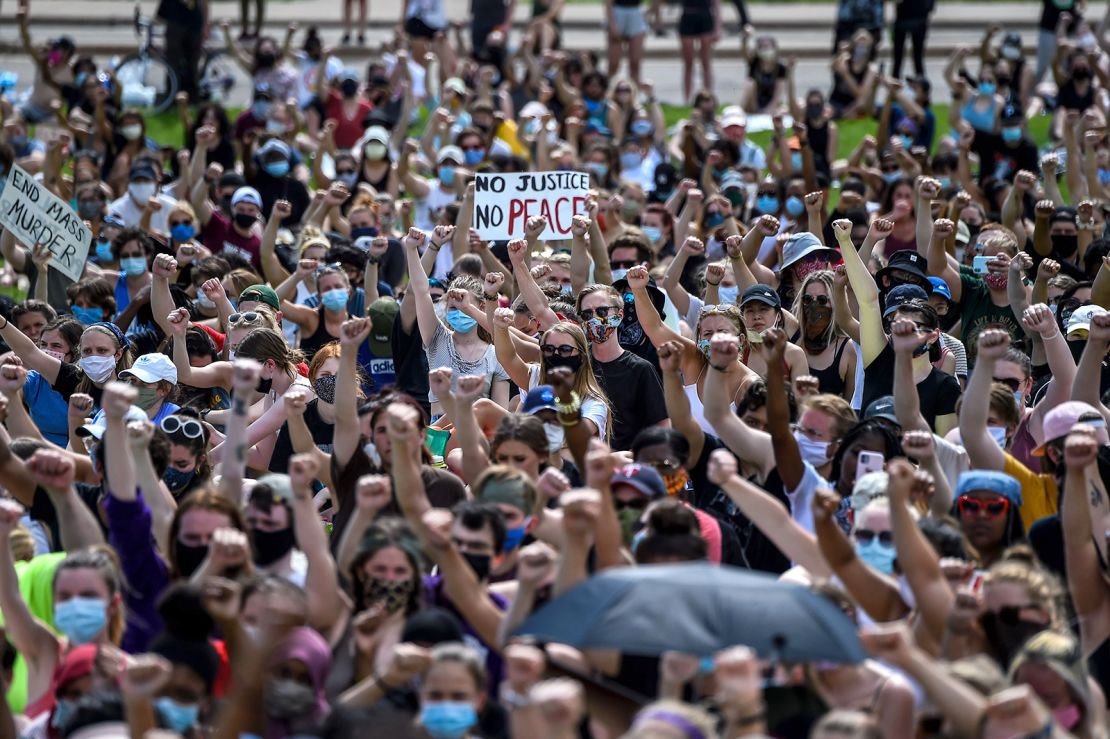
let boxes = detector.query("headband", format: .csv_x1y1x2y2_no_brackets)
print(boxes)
633,710,707,739
86,321,128,350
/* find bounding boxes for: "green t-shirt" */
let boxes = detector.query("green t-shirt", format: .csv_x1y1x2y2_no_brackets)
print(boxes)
958,269,1024,367
0,552,63,713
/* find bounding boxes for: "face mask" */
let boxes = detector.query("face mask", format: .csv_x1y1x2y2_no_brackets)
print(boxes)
366,575,415,614
251,100,272,119
978,81,997,96
1002,44,1021,60
560,283,573,295
134,385,162,410
882,170,902,184
364,143,387,161
985,271,1008,290
51,699,75,730
757,195,780,214
321,288,349,312
630,119,654,138
663,468,689,496
1053,704,1081,731
586,161,609,179
617,507,644,545
805,102,823,120
757,47,776,62
72,305,103,327
643,225,663,243
253,526,296,566
856,539,896,574
445,308,477,333
77,200,102,220
340,78,359,97
784,195,806,217
233,212,257,230
620,152,642,171
794,430,831,467
420,702,478,739
363,440,383,467
718,285,739,306
705,212,725,229
463,148,485,167
43,349,69,362
129,182,155,203
987,425,1009,448
263,678,316,720
175,540,209,577
351,226,379,241
119,256,147,277
438,165,456,186
697,338,712,360
95,239,114,262
585,314,621,344
1052,233,1078,257
544,422,565,453
54,597,107,645
264,160,290,178
162,466,196,494
194,292,216,311
265,119,288,135
78,354,116,383
542,353,583,375
310,374,336,405
790,152,803,172
334,170,359,189
1013,388,1026,408
120,124,143,141
255,372,273,395
171,223,196,242
462,552,491,582
979,613,1045,669
610,268,629,282
1001,126,1023,143
155,697,200,734
256,51,277,68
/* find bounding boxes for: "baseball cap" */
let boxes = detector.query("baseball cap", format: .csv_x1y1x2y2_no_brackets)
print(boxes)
120,353,178,384
1066,304,1106,337
720,106,747,129
364,126,390,145
252,81,274,99
522,385,559,415
437,145,464,165
443,77,466,96
780,232,833,270
238,284,280,311
927,276,952,301
720,170,745,191
1033,400,1108,455
610,463,666,498
955,221,971,246
78,404,148,438
863,396,899,425
955,470,1022,506
740,285,781,309
850,471,889,511
883,283,930,317
367,297,399,357
876,251,930,288
249,473,295,508
231,187,263,209
257,138,292,161
129,162,156,181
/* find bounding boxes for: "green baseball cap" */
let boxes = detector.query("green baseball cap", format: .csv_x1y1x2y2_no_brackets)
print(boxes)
238,284,281,312
367,297,399,357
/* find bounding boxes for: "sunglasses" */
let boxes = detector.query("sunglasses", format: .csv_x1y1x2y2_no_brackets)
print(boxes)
541,344,578,358
580,305,618,321
992,376,1023,392
461,145,484,152
957,495,1010,517
336,169,357,177
802,294,831,307
316,261,343,274
646,458,682,474
169,219,193,227
610,260,639,270
853,529,894,547
229,311,262,325
161,415,205,439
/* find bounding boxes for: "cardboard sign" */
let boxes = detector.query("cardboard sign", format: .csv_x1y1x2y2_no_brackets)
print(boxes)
0,164,91,282
473,171,589,241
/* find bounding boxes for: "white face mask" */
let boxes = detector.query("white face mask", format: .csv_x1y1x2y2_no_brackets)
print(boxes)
544,423,564,453
129,182,156,204
194,292,216,310
78,355,116,384
363,441,382,467
987,425,1008,448
120,124,143,141
364,143,387,160
794,429,831,467
610,268,629,282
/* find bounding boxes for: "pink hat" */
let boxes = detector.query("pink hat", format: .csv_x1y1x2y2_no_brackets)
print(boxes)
691,507,722,563
1033,401,1109,456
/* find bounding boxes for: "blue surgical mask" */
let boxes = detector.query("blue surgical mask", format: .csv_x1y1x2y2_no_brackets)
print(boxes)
793,430,830,467
785,195,805,217
51,699,75,730
72,305,104,326
610,268,629,282
1013,390,1025,408
463,148,485,166
978,81,997,96
119,256,147,277
856,539,896,574
586,161,609,179
155,697,199,734
503,520,530,552
705,212,725,229
54,596,107,645
95,239,114,263
937,176,952,189
620,151,642,171
756,195,779,214
263,160,290,178
321,288,349,312
251,100,272,119
438,165,456,186
445,308,477,333
630,119,654,137
717,285,739,305
420,701,478,739
697,338,712,359
988,425,1009,447
1001,126,1023,143
336,171,359,187
643,225,663,243
170,223,196,242
883,170,902,183
790,152,803,172
162,466,196,494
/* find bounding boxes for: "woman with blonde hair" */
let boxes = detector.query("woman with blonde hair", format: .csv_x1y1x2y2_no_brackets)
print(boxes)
790,269,856,399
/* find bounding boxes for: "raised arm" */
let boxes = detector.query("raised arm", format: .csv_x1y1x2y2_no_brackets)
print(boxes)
505,239,560,330
1022,303,1076,443
704,336,774,479
1061,427,1110,655
834,219,885,366
0,313,62,384
217,360,262,507
1075,314,1110,425
260,200,294,285
166,308,231,388
658,342,705,465
926,216,964,304
398,140,432,200
28,448,105,551
401,228,440,346
334,317,373,467
0,499,58,675
959,330,1010,471
124,420,177,555
437,370,492,484
627,265,684,348
492,308,533,392
890,319,934,434
287,454,343,633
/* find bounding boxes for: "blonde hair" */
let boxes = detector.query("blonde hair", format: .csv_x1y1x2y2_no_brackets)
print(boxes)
800,393,858,439
985,560,1064,629
9,527,34,562
169,200,197,223
224,268,264,299
791,270,844,349
236,328,304,379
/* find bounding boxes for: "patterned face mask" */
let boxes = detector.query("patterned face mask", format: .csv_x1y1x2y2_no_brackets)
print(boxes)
366,575,415,614
313,374,337,404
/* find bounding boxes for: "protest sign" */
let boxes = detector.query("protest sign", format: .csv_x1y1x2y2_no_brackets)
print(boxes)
0,164,91,282
473,171,589,241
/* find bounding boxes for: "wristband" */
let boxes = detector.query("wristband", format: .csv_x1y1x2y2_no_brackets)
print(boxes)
483,292,499,302
366,255,381,266
554,391,581,416
428,242,442,250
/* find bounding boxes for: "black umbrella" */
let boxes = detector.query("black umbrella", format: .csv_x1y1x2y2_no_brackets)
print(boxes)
514,562,866,664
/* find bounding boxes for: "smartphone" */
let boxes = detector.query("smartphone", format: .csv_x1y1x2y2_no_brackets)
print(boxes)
968,569,985,594
855,451,885,481
972,255,991,275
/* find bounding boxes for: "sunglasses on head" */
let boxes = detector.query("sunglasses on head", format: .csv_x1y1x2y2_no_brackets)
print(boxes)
316,261,343,274
161,415,205,439
541,343,578,357
580,305,618,321
992,376,1023,392
853,529,894,547
957,495,1010,517
229,311,262,325
802,294,831,307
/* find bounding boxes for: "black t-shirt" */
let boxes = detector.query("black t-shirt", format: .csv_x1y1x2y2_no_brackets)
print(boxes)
977,134,1039,184
51,362,103,408
271,399,334,473
250,173,311,226
391,315,430,417
591,351,668,451
861,344,960,431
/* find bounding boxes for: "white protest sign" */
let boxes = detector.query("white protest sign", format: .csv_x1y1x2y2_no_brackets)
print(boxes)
473,171,589,241
0,164,91,282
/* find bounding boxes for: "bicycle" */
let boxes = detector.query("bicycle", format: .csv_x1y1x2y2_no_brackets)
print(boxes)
113,5,237,114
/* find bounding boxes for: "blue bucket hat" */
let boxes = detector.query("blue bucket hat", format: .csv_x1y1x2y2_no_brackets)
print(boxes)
956,470,1022,508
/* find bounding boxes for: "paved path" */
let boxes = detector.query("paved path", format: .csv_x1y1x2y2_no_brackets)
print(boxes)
0,0,1043,106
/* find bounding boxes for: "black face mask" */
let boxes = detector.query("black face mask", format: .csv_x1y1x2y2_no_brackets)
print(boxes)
805,103,823,120
252,526,296,566
1073,67,1092,81
543,354,583,375
175,541,209,577
256,51,277,68
462,552,492,582
340,79,359,98
234,212,257,230
256,374,273,394
1052,233,1078,257
979,611,1045,668
1069,339,1088,364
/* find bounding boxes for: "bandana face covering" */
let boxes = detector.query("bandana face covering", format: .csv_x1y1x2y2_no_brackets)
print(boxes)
663,468,689,496
366,575,415,614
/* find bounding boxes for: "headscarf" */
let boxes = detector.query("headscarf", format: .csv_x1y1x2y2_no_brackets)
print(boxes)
265,627,332,738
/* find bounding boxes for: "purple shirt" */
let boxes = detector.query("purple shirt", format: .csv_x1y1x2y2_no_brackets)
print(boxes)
422,574,507,694
105,491,170,653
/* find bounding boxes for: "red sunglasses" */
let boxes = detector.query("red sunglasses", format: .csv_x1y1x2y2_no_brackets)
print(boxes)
957,495,1010,518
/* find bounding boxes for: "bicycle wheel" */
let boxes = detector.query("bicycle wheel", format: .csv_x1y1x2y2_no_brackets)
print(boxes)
198,49,238,105
114,51,178,114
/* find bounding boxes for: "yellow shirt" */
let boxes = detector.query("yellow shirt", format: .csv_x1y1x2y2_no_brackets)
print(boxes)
1004,452,1058,530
